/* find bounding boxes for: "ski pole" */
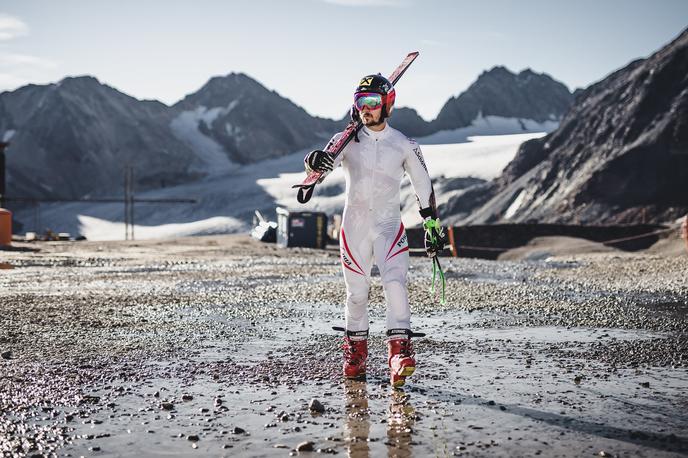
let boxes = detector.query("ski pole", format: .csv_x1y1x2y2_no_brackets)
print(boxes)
430,254,446,305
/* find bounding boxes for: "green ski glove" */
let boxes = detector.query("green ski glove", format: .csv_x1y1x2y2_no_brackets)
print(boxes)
420,207,447,258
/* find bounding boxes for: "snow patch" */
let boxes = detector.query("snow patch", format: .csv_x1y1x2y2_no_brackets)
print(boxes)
225,122,242,137
3,130,15,142
78,214,244,241
420,132,547,180
417,115,558,144
504,189,527,219
170,106,236,175
15,133,548,240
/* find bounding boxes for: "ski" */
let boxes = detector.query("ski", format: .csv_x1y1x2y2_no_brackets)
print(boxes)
293,51,420,204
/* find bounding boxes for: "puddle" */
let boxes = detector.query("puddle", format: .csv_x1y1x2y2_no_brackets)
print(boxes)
60,339,688,458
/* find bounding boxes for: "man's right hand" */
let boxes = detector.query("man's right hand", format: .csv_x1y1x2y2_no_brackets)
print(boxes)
305,150,334,173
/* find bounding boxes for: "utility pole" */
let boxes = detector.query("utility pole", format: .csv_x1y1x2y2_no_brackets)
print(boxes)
124,166,129,240
128,166,135,241
124,166,135,241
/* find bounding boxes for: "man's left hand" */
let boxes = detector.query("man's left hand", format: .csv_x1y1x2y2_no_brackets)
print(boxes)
419,206,447,257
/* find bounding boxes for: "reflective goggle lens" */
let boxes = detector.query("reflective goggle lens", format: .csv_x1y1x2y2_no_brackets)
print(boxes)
354,93,383,110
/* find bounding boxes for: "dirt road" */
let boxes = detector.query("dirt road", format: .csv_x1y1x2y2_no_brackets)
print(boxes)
1,235,687,457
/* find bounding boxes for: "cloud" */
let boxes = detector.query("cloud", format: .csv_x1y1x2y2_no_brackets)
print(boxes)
0,13,29,41
322,0,412,6
0,53,58,91
0,53,57,68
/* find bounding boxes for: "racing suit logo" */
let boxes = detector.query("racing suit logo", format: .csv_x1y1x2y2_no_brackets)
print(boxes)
413,147,428,172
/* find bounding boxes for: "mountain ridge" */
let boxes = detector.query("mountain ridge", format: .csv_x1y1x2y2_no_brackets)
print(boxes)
443,27,688,225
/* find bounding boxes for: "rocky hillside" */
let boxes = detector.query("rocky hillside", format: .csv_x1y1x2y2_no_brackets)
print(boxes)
431,67,573,131
0,77,197,199
172,73,337,164
0,74,338,201
0,66,571,203
445,28,688,224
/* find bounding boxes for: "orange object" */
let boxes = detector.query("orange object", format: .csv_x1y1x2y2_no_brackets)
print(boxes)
447,226,458,257
0,208,11,246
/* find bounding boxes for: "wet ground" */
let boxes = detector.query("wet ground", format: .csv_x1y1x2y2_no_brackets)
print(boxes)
1,235,687,457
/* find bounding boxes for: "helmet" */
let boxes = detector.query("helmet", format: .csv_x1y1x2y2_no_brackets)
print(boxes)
354,74,396,118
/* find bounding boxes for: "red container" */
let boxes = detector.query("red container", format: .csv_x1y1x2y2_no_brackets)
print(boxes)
0,208,11,246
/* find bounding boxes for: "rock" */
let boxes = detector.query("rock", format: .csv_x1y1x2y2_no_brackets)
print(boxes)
187,435,200,442
1,351,11,359
639,382,650,388
295,441,315,452
309,399,325,413
214,397,223,407
182,394,193,401
161,402,174,411
598,452,613,457
232,426,245,434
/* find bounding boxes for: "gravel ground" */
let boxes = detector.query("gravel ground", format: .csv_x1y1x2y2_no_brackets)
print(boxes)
0,234,687,457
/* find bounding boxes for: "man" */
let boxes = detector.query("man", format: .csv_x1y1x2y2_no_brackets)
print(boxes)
304,74,447,388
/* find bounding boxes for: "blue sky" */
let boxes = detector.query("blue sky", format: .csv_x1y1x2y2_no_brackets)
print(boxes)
0,0,686,120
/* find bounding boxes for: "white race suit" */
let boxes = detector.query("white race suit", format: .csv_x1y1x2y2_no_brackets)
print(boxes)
314,123,435,333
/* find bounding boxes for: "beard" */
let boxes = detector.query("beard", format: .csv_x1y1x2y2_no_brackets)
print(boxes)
362,112,384,127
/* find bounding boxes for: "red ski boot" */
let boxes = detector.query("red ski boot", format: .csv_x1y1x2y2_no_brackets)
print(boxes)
387,329,422,388
343,337,368,379
334,327,369,380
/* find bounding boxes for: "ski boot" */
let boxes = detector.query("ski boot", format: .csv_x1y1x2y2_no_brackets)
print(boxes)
334,326,369,380
387,329,425,388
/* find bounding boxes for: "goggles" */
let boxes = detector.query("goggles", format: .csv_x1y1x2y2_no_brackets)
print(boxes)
354,92,383,111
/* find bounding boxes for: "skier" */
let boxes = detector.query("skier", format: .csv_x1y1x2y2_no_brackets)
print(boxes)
304,74,447,387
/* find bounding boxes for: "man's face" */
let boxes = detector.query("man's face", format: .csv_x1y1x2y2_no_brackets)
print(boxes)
359,104,382,126
355,92,385,127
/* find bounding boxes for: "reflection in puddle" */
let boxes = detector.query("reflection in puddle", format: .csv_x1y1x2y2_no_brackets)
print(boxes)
343,381,417,458
344,381,370,457
386,390,415,458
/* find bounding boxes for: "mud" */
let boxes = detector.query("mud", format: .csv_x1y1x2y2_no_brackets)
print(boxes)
1,235,687,457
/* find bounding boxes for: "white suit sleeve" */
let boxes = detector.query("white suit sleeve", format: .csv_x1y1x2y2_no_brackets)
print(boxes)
403,139,436,211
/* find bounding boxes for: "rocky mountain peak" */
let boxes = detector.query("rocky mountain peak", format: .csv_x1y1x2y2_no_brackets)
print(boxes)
432,66,573,130
449,27,688,225
175,72,270,110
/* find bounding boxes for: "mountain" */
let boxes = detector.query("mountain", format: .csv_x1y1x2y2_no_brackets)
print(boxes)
446,28,688,225
1,66,570,205
388,107,435,137
432,67,573,132
0,74,339,202
0,76,198,200
390,67,572,139
171,73,337,164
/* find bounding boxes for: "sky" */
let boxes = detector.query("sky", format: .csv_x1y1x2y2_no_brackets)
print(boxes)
0,0,686,120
